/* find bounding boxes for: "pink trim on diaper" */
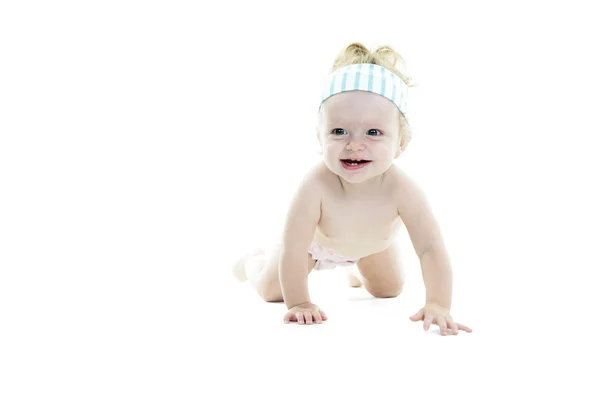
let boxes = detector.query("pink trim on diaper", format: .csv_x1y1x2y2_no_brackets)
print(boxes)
308,243,358,270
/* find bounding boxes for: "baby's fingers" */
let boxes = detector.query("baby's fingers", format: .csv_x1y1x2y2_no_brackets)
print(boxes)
320,310,328,321
448,320,459,335
410,309,424,321
437,317,448,336
423,314,434,331
312,311,323,324
283,311,298,324
303,311,313,325
296,312,305,325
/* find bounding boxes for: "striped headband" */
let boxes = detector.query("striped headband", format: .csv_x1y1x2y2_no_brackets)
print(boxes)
319,63,409,117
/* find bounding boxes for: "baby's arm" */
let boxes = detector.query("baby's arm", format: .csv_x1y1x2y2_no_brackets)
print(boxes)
279,170,323,310
394,171,453,309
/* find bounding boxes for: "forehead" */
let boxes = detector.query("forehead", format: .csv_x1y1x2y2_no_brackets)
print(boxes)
321,91,399,124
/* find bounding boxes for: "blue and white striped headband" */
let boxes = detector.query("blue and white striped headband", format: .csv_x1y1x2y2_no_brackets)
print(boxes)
319,63,409,118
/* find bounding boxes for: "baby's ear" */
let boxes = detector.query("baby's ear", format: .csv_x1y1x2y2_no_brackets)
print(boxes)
315,127,323,155
394,140,402,158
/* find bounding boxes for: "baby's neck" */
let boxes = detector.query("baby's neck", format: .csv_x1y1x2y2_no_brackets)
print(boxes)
337,173,385,197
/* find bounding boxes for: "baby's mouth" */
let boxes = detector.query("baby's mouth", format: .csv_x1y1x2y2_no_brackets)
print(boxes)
341,159,372,166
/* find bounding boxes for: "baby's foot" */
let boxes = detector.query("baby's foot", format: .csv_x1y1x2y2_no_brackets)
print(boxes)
232,248,265,282
347,264,363,288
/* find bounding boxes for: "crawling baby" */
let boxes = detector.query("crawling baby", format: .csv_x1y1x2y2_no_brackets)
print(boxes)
233,42,472,336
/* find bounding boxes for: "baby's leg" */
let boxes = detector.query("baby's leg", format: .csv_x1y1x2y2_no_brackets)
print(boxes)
242,243,317,302
355,241,405,298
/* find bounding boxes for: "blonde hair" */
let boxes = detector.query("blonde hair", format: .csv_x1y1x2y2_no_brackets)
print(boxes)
326,42,417,153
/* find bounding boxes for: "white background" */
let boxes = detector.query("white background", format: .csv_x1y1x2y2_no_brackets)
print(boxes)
1,1,599,399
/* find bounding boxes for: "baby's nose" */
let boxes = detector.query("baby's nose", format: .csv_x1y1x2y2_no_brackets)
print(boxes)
346,142,365,151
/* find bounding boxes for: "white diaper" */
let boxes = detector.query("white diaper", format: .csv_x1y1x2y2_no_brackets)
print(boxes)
308,243,359,270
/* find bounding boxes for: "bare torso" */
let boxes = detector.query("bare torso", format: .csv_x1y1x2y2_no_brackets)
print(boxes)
311,161,404,260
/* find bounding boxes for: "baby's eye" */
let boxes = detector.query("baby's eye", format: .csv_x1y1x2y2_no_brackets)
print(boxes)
331,128,346,135
367,129,382,136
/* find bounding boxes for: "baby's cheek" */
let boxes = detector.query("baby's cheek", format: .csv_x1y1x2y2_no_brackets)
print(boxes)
372,142,395,158
324,141,344,154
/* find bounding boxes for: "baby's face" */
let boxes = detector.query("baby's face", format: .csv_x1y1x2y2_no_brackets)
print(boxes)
317,91,402,184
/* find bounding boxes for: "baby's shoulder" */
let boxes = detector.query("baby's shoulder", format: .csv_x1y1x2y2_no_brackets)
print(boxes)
385,164,425,202
291,161,329,199
301,160,335,189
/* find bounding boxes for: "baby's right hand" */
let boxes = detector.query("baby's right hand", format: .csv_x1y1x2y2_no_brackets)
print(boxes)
283,302,328,325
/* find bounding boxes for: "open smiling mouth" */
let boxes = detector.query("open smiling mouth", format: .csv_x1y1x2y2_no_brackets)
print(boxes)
341,159,372,170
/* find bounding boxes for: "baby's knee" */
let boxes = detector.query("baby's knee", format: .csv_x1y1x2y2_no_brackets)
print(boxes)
258,285,284,303
261,292,284,303
366,282,404,299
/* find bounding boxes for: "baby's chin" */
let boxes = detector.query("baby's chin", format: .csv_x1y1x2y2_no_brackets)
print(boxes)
337,174,371,184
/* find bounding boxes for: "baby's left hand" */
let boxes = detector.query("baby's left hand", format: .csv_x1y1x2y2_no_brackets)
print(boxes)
410,303,472,335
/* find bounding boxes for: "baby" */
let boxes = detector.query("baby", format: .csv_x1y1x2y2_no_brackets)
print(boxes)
234,43,472,335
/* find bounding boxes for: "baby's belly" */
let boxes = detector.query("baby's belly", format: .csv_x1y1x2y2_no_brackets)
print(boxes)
312,228,399,260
